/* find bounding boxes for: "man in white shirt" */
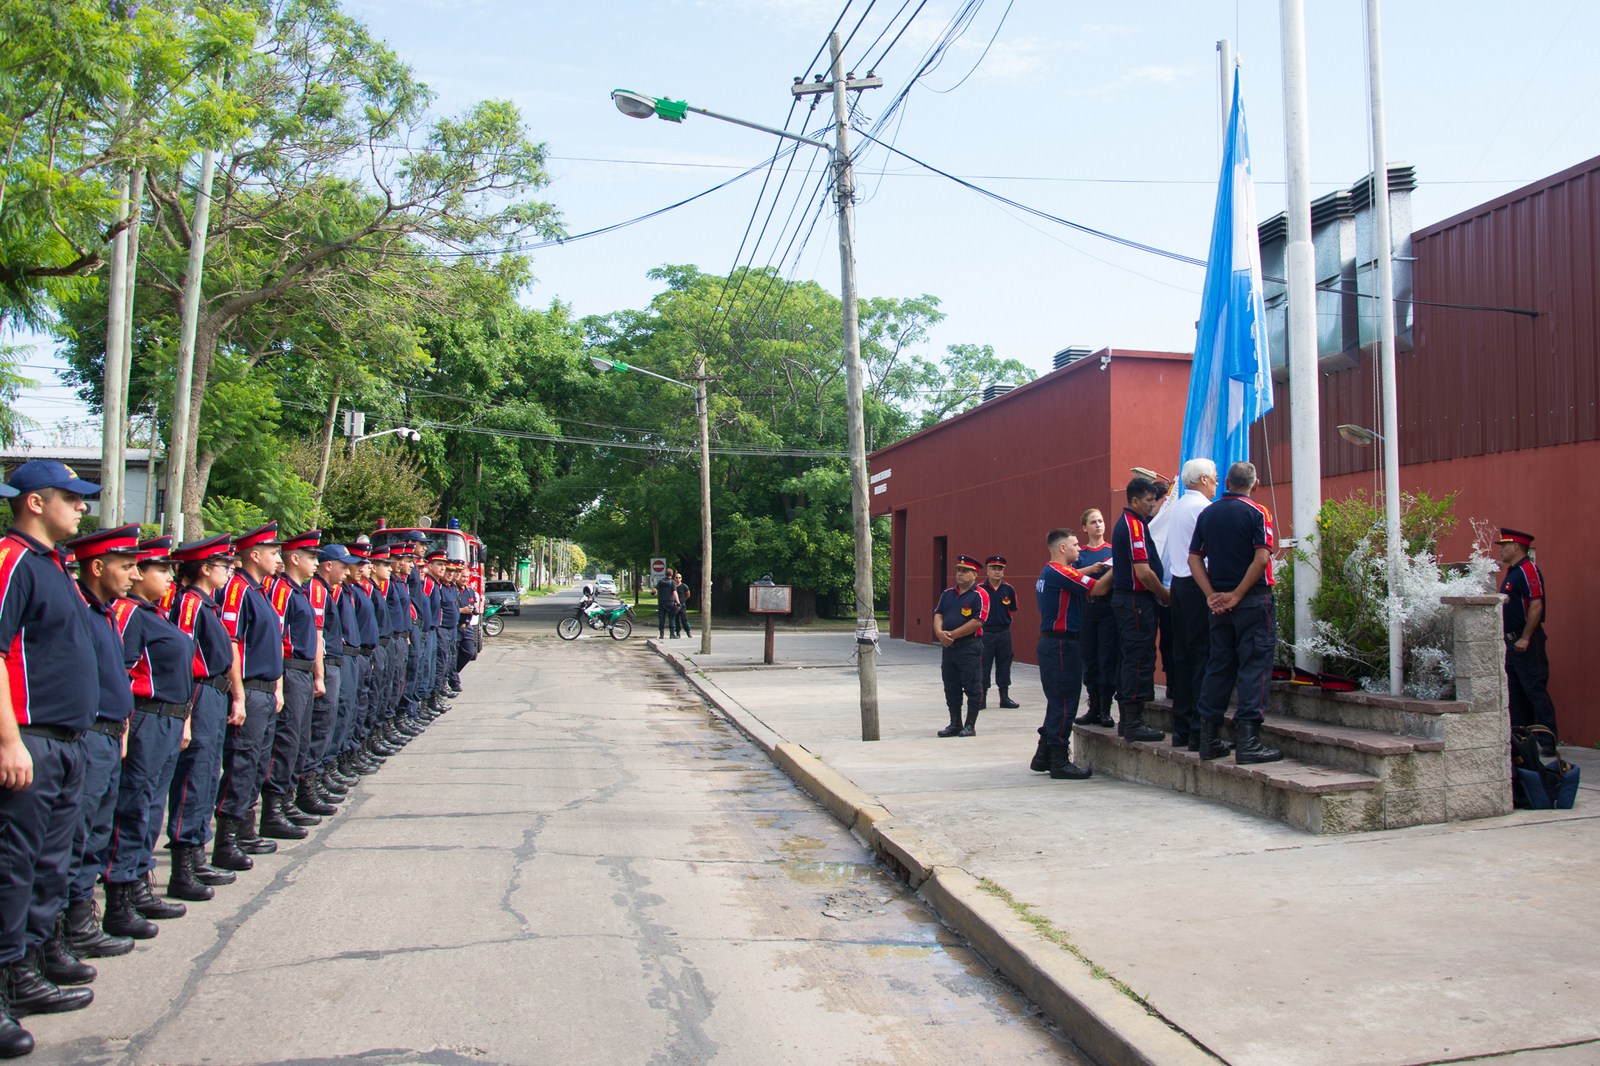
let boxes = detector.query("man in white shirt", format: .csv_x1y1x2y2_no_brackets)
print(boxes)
1154,459,1218,749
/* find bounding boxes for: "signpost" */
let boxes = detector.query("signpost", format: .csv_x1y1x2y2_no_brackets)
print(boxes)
649,557,667,583
748,584,793,665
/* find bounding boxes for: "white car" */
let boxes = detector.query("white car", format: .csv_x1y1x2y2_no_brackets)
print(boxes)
594,574,618,596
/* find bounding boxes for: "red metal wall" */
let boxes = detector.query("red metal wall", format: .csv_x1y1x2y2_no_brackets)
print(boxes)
870,350,1190,650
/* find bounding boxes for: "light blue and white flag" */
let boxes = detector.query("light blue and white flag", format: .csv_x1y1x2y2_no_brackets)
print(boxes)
1180,74,1274,479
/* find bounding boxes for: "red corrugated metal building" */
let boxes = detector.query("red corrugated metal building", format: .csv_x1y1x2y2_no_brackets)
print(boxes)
871,153,1600,743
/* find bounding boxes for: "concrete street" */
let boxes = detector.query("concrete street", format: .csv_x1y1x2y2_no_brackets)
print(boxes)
665,627,1600,1066
22,591,1079,1066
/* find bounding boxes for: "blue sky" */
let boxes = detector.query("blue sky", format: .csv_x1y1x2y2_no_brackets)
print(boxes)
13,0,1599,441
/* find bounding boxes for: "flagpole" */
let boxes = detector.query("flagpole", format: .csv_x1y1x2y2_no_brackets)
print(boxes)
1366,0,1405,695
1280,0,1322,672
1217,39,1235,148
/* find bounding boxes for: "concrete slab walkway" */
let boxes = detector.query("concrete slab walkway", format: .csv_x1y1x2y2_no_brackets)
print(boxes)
656,629,1600,1066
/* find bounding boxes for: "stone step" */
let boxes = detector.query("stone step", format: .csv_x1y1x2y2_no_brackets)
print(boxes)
1071,723,1384,834
1266,683,1459,740
1141,700,1445,779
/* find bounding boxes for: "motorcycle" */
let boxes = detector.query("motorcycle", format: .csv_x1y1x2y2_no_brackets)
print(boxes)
481,601,507,638
557,586,634,641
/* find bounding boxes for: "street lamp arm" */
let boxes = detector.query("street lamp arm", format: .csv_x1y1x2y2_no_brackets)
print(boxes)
589,354,694,392
354,426,421,443
610,90,830,152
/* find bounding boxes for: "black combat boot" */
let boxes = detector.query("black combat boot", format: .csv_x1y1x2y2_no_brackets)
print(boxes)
101,882,157,940
319,769,348,799
296,780,336,817
936,708,963,738
129,874,186,920
259,797,309,840
236,809,278,855
211,816,254,872
1119,703,1163,742
1048,743,1092,780
1234,720,1284,765
191,850,237,887
38,918,96,985
1095,688,1118,728
63,899,133,958
3,952,92,1017
1030,730,1051,773
1196,718,1231,760
958,707,979,738
999,688,1020,709
167,845,214,902
1072,689,1098,726
0,983,32,1059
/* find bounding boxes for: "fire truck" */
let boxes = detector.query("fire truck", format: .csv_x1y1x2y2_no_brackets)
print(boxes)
368,518,485,601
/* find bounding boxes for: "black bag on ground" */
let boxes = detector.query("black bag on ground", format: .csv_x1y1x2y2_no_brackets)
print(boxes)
1511,726,1579,809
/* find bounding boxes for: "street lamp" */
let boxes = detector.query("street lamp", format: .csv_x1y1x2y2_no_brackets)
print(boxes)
590,353,714,657
1336,423,1384,446
610,32,883,741
354,426,421,444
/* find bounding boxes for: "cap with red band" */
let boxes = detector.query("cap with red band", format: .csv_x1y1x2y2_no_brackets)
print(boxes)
955,555,982,571
65,523,141,561
172,534,235,563
984,555,1007,567
282,530,322,553
137,535,174,564
233,522,280,551
1496,528,1534,547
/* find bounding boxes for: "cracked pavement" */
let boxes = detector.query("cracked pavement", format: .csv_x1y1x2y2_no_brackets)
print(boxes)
21,603,1079,1065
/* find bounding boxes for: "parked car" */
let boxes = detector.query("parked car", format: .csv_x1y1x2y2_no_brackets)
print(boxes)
484,580,522,615
594,573,618,596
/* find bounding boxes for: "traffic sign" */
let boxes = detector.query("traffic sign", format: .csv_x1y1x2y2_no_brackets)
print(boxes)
649,557,667,580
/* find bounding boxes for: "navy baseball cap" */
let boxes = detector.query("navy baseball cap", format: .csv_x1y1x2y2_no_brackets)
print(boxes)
318,543,354,563
8,460,99,496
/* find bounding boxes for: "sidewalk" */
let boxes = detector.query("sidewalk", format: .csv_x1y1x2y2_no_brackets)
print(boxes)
652,630,1600,1066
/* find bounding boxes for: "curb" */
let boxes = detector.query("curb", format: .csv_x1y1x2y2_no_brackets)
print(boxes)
647,639,1221,1066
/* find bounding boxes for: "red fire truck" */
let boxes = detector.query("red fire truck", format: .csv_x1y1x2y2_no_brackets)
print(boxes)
368,519,485,600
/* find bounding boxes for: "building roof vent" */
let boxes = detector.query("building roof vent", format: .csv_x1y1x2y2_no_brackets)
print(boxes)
982,382,1016,403
1054,346,1092,371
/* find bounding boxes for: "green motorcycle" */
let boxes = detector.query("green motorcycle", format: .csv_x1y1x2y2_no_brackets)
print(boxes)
557,587,634,641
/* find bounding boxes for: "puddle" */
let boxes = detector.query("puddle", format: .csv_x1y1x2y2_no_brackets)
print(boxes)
780,860,876,885
866,945,936,959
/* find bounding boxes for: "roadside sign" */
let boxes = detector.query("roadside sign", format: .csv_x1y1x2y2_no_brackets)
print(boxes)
649,557,667,581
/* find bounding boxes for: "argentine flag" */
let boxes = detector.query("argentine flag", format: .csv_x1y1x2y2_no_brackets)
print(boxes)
1180,74,1274,478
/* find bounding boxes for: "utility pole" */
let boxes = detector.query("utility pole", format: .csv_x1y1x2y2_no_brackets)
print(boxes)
795,34,883,740
101,170,131,525
695,353,713,655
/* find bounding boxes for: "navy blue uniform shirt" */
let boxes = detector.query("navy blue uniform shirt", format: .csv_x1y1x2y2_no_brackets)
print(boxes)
1501,558,1546,636
333,580,359,653
220,570,284,682
311,576,343,661
0,530,99,730
80,584,135,724
935,584,990,638
121,596,196,704
388,574,412,634
427,575,443,628
1112,508,1163,592
982,581,1018,628
1035,562,1099,634
171,583,232,681
352,580,380,645
1189,493,1275,593
439,583,460,628
406,569,429,629
271,575,318,662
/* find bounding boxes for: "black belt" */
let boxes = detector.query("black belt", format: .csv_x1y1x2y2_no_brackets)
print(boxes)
343,645,362,658
986,624,1010,631
243,678,277,693
136,699,188,719
356,646,375,657
201,675,231,692
379,636,393,647
18,723,83,742
90,718,127,739
1040,630,1079,640
284,657,314,673
952,634,980,644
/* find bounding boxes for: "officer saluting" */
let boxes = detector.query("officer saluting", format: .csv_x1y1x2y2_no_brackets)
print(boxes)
0,461,98,1053
979,556,1021,710
934,556,990,738
1498,528,1559,753
213,523,285,874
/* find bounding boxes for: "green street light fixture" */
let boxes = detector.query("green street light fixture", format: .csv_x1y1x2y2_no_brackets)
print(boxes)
588,351,713,657
610,32,884,741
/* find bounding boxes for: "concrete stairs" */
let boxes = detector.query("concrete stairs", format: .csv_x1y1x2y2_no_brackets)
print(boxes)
1069,596,1515,834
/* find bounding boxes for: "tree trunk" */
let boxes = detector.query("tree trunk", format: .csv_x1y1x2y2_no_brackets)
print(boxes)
101,170,131,524
118,166,145,459
179,324,219,534
314,383,340,504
